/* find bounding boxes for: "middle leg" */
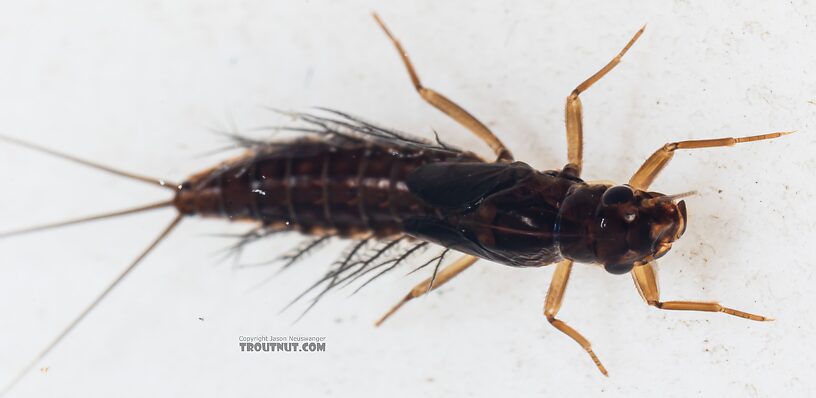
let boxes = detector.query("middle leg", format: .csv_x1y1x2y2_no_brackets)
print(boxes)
545,259,608,376
564,26,645,175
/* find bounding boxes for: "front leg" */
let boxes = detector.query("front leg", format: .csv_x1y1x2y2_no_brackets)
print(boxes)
631,262,770,321
628,131,790,190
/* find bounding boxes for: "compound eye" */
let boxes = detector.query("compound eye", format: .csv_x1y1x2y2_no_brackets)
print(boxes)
604,262,635,275
602,185,635,206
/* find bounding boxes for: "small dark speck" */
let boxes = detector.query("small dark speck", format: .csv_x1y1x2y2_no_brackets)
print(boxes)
334,317,344,324
198,317,205,321
718,189,723,194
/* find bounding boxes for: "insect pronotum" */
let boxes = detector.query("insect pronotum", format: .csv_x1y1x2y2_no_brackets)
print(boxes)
0,12,791,394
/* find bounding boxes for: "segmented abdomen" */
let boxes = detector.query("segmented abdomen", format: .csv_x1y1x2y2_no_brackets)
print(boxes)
173,138,481,237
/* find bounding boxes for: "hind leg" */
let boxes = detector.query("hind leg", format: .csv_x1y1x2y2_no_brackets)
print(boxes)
375,254,478,326
372,13,512,162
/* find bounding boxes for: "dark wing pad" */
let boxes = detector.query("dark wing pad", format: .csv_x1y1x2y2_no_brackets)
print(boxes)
406,161,534,209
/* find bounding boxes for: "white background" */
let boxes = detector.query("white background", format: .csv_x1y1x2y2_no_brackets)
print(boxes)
0,1,814,397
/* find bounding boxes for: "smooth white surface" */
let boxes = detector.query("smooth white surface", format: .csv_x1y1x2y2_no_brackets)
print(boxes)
0,1,814,397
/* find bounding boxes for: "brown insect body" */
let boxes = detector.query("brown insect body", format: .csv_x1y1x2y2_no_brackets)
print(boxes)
402,162,687,271
557,184,687,273
0,15,790,392
173,135,481,238
174,125,686,273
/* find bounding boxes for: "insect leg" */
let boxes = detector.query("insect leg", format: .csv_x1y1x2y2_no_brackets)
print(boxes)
564,26,645,176
372,13,513,162
628,131,791,190
544,259,608,376
374,254,478,326
631,262,771,321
